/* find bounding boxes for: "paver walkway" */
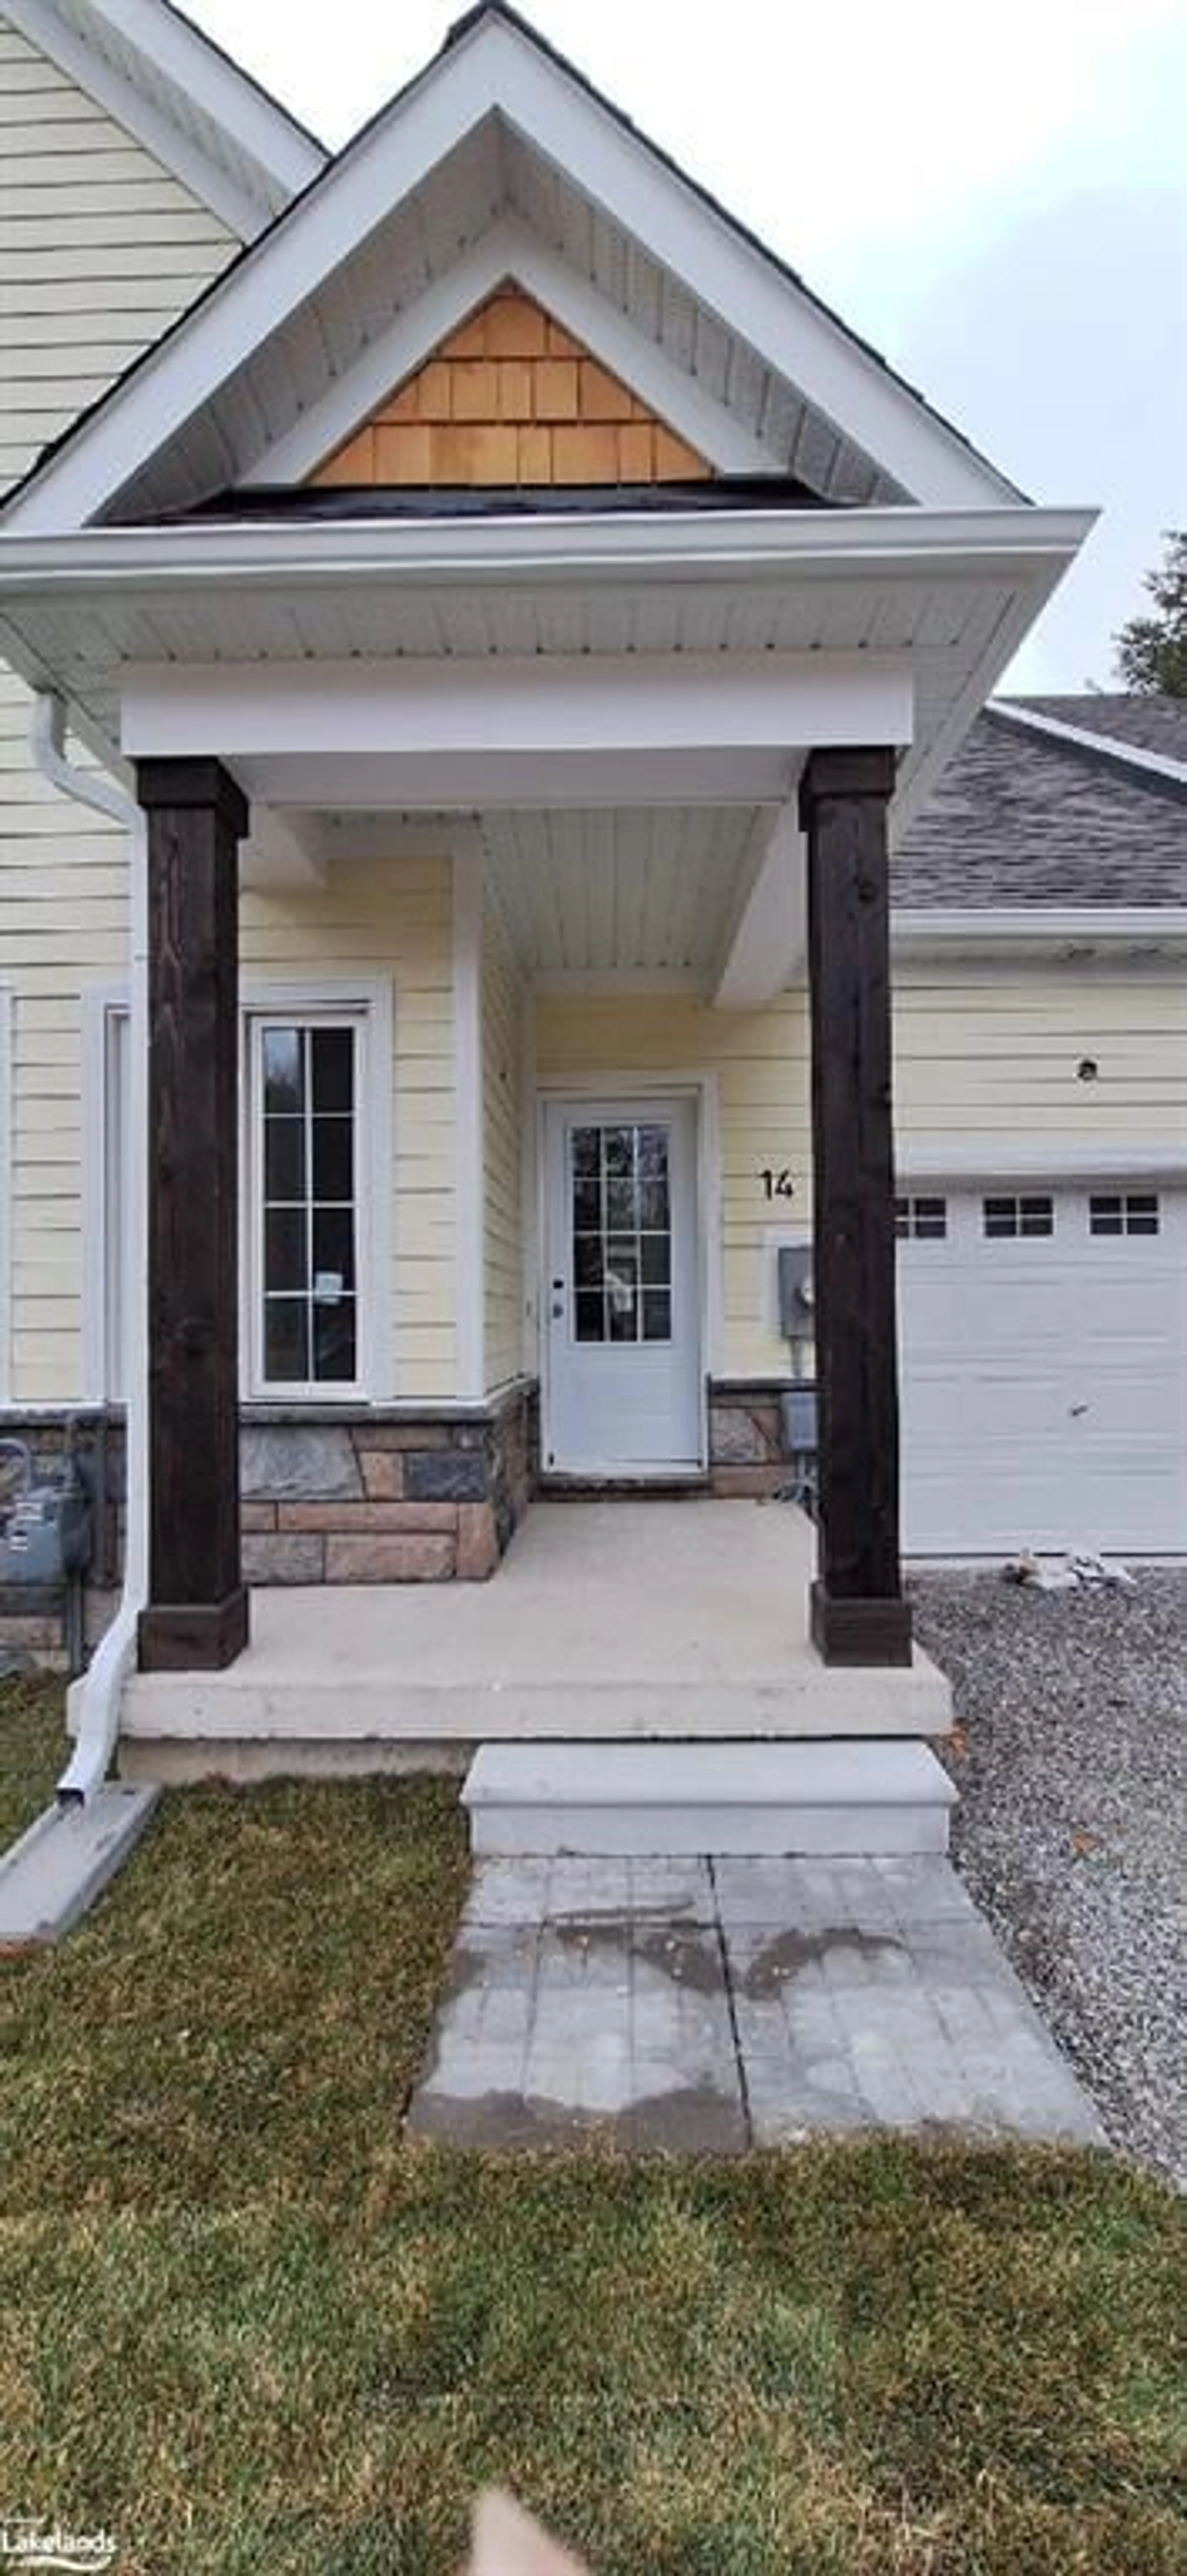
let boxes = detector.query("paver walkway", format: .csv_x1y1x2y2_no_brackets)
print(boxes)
407,1854,1105,2151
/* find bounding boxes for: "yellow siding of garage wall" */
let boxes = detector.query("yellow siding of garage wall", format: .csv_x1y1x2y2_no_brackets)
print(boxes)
482,895,526,1393
893,964,1187,1142
240,863,457,1402
534,966,1187,1382
0,14,238,1400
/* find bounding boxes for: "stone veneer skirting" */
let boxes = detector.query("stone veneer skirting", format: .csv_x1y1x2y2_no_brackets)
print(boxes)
0,1378,806,1661
708,1382,799,1499
239,1382,536,1586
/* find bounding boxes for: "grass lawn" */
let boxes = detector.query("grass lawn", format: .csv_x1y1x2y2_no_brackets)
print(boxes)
1,1684,1183,2576
0,1669,70,1845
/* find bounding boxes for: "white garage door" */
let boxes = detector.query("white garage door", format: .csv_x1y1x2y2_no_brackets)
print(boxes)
897,1182,1187,1555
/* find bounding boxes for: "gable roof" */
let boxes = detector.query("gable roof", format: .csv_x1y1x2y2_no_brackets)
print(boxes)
894,695,1187,908
0,0,1026,533
2,0,325,238
1014,692,1187,765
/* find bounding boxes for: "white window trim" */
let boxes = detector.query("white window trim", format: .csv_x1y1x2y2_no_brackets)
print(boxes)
0,986,12,1405
241,979,394,1404
84,978,396,1406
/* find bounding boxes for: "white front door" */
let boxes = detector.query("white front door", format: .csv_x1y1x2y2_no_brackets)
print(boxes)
542,1096,703,1474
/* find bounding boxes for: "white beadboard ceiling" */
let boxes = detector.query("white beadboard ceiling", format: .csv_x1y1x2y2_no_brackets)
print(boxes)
482,805,763,975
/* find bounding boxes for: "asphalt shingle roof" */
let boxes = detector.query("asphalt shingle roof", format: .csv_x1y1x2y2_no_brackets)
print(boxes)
893,695,1187,908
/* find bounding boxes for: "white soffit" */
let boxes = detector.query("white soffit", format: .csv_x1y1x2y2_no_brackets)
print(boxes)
0,5,1025,532
3,0,325,239
483,805,763,976
0,505,1092,829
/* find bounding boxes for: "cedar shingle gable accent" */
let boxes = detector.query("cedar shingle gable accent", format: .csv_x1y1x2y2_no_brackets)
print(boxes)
311,284,712,487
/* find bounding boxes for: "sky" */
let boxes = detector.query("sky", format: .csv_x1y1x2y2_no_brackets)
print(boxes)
185,0,1187,691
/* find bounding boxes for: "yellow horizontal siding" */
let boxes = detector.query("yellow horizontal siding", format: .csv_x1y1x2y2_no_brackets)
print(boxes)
0,20,239,1397
0,17,234,493
241,860,457,1402
482,895,525,1392
894,969,1187,1139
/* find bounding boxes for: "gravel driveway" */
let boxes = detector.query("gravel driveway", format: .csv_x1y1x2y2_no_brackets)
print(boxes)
912,1568,1186,2190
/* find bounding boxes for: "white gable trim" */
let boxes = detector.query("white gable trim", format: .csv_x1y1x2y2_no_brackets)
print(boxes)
989,701,1187,789
246,219,773,487
2,6,1016,533
3,0,323,241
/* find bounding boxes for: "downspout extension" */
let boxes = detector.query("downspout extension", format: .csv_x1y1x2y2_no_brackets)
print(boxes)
28,692,148,1805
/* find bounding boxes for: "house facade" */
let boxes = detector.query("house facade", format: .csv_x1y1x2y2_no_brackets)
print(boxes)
0,3,1184,1778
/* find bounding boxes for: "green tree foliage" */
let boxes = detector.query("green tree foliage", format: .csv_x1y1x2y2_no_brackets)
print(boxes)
1115,530,1187,696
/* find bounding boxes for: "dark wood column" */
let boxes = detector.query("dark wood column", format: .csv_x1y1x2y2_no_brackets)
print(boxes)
800,747,912,1668
137,758,249,1672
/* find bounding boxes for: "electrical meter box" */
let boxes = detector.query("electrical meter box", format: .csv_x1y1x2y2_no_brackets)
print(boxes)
0,1466,92,1584
776,1243,815,1339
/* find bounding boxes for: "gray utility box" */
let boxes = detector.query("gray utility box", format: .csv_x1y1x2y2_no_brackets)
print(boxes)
0,1467,92,1585
776,1242,815,1339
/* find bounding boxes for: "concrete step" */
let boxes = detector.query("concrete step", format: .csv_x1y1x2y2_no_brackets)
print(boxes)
0,1784,160,1945
463,1740,957,1858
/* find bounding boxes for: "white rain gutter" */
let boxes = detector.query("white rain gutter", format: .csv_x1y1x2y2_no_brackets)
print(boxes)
0,502,1096,587
29,692,148,1805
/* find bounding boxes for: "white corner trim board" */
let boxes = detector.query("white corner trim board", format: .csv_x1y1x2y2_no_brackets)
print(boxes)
453,846,486,1404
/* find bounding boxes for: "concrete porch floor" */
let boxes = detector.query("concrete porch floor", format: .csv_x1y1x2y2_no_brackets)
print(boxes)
117,1502,951,1778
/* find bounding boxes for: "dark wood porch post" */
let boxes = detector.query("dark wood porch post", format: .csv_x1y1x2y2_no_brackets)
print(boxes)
137,757,249,1672
800,746,912,1668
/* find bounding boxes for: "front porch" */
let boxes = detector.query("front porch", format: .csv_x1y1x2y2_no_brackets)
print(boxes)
115,1500,951,1780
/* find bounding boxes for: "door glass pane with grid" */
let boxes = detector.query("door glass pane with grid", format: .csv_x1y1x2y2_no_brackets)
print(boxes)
571,1121,673,1346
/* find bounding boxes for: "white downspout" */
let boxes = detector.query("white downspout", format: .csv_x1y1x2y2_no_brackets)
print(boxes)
29,692,149,1805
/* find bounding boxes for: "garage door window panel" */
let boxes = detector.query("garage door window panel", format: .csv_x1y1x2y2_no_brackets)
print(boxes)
896,1195,947,1241
983,1194,1055,1240
1089,1194,1161,1237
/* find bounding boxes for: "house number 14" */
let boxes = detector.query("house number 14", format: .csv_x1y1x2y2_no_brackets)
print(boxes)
759,1169,795,1200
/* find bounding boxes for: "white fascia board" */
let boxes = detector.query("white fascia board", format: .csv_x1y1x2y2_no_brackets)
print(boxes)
713,802,807,1008
0,503,1097,589
3,0,323,240
896,1137,1187,1184
893,906,1187,945
989,700,1187,788
246,217,774,487
3,9,1020,532
119,652,914,762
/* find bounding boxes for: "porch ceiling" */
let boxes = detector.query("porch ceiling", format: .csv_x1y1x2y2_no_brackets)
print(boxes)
482,804,764,976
